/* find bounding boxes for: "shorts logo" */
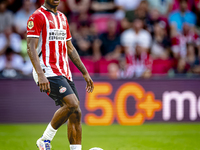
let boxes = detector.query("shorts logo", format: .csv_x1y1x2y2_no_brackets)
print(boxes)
28,21,34,29
59,87,67,93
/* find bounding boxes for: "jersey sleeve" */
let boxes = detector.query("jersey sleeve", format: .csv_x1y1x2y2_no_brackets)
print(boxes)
66,18,72,41
27,13,44,38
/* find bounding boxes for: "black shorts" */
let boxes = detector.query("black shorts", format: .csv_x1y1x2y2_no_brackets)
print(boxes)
47,76,79,106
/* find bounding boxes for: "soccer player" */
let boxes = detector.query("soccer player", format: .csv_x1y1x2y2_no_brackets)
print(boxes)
26,0,94,150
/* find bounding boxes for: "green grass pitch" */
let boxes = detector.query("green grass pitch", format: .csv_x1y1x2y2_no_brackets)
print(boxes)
0,123,200,150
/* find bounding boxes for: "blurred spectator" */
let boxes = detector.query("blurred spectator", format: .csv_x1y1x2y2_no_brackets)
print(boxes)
90,0,116,33
186,43,200,73
169,0,196,32
119,1,148,33
121,17,151,56
67,0,90,14
1,0,200,78
0,27,22,54
146,8,169,35
91,0,116,14
0,26,32,76
14,0,35,35
72,22,94,57
117,56,128,78
171,0,193,12
68,0,91,29
93,20,121,61
171,23,200,58
108,62,119,79
0,48,24,78
114,0,141,20
7,0,24,13
0,0,13,33
125,0,149,22
151,22,171,59
133,0,149,20
100,44,152,79
20,31,33,75
172,58,190,74
146,0,173,16
194,0,200,29
115,0,141,11
57,0,69,15
125,44,153,78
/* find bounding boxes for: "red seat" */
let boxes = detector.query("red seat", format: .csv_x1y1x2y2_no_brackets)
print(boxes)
152,59,175,74
92,15,114,34
69,57,95,76
96,58,118,75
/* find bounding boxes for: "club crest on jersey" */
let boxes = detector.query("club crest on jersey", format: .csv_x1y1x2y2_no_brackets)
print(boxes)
59,87,67,93
28,21,34,29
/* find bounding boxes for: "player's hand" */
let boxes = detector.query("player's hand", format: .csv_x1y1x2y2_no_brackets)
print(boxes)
83,73,94,93
38,73,51,93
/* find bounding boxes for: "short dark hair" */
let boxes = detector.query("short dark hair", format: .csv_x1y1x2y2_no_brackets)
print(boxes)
0,0,7,4
179,0,187,3
132,16,144,22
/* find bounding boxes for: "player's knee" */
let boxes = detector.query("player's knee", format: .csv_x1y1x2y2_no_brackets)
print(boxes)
75,107,82,118
67,101,79,113
69,107,82,123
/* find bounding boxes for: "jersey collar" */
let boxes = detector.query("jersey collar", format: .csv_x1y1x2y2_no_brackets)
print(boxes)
41,5,58,16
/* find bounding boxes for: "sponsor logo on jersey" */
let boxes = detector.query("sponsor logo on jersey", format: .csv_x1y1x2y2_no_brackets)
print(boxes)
28,21,34,29
30,17,34,20
49,29,66,41
27,30,35,33
59,87,67,93
49,20,54,24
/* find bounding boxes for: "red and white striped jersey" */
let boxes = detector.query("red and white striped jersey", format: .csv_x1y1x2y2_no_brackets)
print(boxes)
27,6,72,82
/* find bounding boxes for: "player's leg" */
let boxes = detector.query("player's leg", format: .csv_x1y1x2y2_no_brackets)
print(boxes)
50,94,82,150
41,93,79,139
68,105,82,150
37,76,81,150
64,78,82,150
37,94,81,150
50,94,79,129
37,94,80,150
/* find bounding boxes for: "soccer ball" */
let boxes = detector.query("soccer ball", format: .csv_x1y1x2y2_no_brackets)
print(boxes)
89,148,103,150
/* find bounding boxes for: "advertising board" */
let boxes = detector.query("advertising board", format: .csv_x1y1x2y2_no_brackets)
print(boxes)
0,79,199,124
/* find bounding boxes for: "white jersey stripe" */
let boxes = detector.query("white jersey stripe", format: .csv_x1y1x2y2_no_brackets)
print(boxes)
27,35,39,38
66,37,72,41
41,6,47,10
58,13,63,29
38,33,46,69
61,13,72,79
39,10,50,67
51,12,64,76
61,14,70,70
38,10,56,76
61,13,69,61
58,13,69,78
32,10,57,84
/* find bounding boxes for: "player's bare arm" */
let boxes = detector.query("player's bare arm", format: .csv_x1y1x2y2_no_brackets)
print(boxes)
67,40,94,93
27,37,50,93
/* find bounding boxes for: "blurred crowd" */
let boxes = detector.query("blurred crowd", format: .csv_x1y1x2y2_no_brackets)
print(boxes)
0,0,200,79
